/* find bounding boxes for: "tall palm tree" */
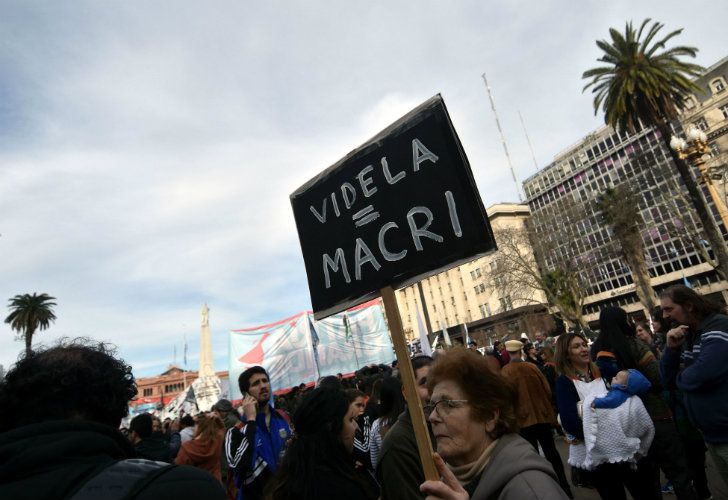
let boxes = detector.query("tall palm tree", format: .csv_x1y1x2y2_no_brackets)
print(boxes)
5,293,57,356
583,19,728,281
597,185,657,312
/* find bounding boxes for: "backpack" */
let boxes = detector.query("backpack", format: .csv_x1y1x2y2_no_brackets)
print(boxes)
68,459,175,500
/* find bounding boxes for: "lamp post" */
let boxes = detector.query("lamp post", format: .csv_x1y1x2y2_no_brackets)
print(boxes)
670,124,728,232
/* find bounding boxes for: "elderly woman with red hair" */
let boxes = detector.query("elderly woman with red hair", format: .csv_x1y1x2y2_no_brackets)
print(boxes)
420,348,567,500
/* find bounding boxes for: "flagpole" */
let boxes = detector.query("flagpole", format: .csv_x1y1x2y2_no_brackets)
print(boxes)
344,312,360,369
183,333,188,389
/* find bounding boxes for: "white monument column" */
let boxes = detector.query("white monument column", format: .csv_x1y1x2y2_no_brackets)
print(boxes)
193,303,222,411
199,304,215,377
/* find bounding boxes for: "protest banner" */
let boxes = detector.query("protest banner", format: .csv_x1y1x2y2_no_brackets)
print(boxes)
290,94,496,481
228,300,393,400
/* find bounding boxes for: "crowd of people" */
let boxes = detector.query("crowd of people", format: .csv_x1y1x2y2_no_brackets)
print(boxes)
0,284,726,499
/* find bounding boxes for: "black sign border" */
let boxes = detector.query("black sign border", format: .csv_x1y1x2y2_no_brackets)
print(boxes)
291,94,496,320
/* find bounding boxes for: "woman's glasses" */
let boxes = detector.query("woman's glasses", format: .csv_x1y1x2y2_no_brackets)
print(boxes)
423,399,469,418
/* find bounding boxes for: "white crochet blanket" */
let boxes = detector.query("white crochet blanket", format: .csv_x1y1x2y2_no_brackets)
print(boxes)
577,393,655,471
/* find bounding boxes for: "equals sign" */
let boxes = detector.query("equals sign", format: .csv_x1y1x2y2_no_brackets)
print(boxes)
352,205,380,227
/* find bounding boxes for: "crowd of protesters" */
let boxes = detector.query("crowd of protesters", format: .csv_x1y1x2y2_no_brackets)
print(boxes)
1,284,726,499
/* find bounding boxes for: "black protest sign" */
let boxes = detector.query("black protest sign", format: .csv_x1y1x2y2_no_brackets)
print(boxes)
291,94,496,320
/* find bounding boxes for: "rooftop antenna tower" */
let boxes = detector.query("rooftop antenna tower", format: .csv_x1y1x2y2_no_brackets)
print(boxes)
482,72,522,202
518,110,539,172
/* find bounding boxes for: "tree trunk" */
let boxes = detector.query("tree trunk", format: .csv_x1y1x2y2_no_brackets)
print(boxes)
624,250,657,312
657,124,728,281
24,326,34,357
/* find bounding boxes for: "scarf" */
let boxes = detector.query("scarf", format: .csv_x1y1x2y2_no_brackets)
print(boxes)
447,439,499,486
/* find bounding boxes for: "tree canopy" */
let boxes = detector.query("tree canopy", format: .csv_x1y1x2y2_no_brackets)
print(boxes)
5,293,57,356
582,18,703,132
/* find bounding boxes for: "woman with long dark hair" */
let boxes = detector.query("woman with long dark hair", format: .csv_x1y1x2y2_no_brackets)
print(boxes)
368,376,405,470
265,387,379,500
592,306,696,499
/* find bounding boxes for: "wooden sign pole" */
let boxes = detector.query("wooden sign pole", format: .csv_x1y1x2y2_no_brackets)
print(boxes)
380,285,439,481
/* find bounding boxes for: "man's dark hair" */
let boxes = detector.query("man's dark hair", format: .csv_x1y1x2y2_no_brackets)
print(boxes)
130,413,153,439
0,338,136,432
238,366,268,394
411,354,434,373
180,415,195,427
317,375,341,390
660,285,723,321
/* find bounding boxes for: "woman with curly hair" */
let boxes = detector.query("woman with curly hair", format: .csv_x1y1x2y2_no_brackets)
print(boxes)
420,348,567,499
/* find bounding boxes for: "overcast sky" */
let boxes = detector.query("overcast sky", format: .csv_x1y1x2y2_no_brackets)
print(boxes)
2,1,726,378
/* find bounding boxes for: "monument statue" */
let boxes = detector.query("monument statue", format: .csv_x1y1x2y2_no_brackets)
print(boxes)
201,304,209,327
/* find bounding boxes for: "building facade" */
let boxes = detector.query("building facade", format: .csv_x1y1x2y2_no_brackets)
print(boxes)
521,56,728,325
396,203,553,346
132,365,229,410
679,55,728,205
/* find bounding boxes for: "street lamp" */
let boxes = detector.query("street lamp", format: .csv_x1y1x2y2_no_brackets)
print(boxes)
670,124,728,232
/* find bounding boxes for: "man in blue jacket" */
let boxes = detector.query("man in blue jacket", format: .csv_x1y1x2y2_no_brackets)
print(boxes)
660,285,728,489
225,366,291,500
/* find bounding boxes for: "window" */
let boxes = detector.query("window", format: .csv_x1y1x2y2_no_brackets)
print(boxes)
710,143,720,157
695,118,708,132
143,388,152,397
711,78,726,94
499,296,513,311
721,104,728,120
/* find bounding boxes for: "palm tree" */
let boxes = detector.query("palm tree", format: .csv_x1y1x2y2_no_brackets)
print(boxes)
597,185,657,312
583,19,728,281
5,293,57,356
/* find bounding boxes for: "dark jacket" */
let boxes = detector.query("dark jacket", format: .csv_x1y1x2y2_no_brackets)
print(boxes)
661,312,728,444
134,435,172,463
376,409,432,500
0,420,225,500
219,412,240,482
308,465,379,500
